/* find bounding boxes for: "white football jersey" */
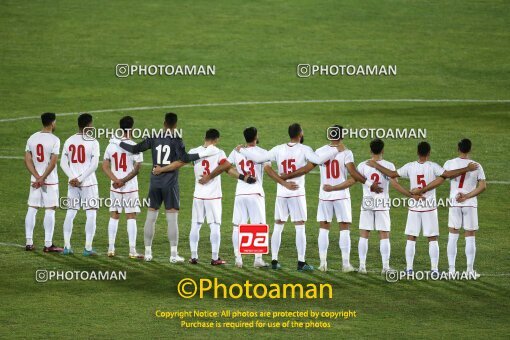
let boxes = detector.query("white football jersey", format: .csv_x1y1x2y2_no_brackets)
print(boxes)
227,147,267,196
317,146,354,200
103,139,143,192
397,161,445,211
444,157,485,207
190,145,227,199
357,159,395,210
25,131,60,184
268,143,337,197
61,133,100,186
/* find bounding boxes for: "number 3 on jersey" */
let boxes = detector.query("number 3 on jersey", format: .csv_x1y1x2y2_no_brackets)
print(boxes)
155,145,171,165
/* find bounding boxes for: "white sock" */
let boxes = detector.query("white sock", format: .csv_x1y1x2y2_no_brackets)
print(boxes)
405,240,416,271
85,210,97,251
271,223,284,261
108,218,119,251
144,210,159,247
210,223,220,260
447,233,459,271
429,240,439,271
358,237,368,269
189,222,202,259
25,207,38,245
63,209,77,248
43,209,55,247
166,212,179,256
465,236,476,272
380,238,390,269
295,225,306,262
127,219,137,251
232,225,240,257
318,228,329,263
339,230,351,267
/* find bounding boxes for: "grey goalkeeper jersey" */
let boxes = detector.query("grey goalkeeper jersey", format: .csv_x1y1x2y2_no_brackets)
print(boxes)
120,136,199,188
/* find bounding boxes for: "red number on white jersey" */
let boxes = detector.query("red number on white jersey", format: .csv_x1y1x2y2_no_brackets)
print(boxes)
36,144,44,162
325,159,340,179
112,152,127,172
202,159,210,175
239,159,255,176
281,159,297,174
69,144,85,163
417,174,426,189
371,172,380,184
458,173,466,188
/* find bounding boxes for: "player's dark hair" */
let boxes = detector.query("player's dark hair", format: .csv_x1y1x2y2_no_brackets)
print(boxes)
243,127,258,143
41,112,56,127
458,138,472,153
119,116,134,132
288,123,302,139
370,138,384,154
417,141,431,157
205,128,220,140
165,112,178,128
329,124,344,140
78,113,93,129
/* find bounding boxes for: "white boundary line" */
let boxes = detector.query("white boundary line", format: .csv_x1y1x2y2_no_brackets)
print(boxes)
1,98,510,123
1,156,509,184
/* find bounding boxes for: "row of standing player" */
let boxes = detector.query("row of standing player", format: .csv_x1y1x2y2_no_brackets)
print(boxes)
24,112,485,275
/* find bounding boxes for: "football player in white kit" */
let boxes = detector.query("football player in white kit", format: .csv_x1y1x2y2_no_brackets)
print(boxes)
24,112,63,252
154,128,240,265
324,139,419,274
200,127,276,268
412,139,486,276
60,113,100,256
279,125,380,272
240,124,349,271
368,141,478,273
102,116,143,259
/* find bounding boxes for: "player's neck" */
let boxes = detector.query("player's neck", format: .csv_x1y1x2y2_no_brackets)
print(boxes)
203,141,213,147
417,156,428,163
246,142,257,147
371,154,383,161
41,127,52,133
458,153,469,159
289,138,301,144
329,141,342,147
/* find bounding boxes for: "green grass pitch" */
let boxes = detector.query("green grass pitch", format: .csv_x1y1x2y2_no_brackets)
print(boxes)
0,0,509,338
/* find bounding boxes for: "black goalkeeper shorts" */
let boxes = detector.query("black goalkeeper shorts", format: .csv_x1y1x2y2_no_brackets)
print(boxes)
148,184,180,210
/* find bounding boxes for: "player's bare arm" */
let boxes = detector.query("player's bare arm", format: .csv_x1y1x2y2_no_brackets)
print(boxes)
441,162,478,179
102,159,122,187
346,162,383,193
24,151,41,188
411,176,445,195
366,159,400,178
152,160,186,176
198,160,231,184
323,177,356,192
264,164,299,190
390,177,421,199
280,162,316,180
457,179,487,202
118,161,142,188
226,167,256,183
35,154,58,187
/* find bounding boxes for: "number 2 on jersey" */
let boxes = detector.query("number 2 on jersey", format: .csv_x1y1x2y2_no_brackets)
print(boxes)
69,144,85,163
